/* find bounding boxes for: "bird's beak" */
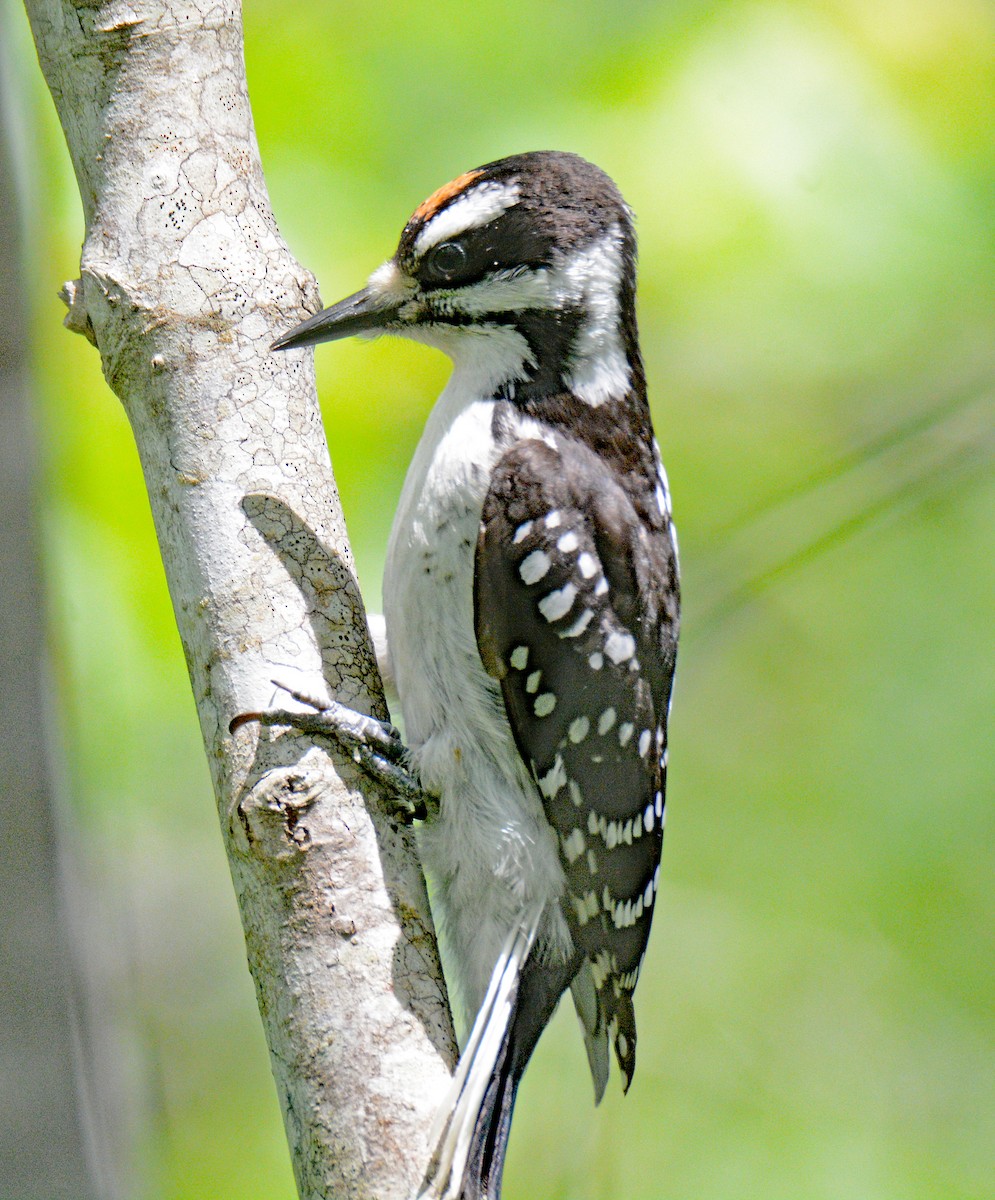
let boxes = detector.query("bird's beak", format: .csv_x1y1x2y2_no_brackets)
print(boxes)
271,284,405,352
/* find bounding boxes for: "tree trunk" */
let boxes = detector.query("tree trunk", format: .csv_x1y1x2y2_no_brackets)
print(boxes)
21,2,457,1197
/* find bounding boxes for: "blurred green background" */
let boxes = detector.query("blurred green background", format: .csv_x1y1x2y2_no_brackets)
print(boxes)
7,0,994,1196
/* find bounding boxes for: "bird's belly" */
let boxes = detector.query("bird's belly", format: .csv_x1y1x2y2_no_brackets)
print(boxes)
383,396,569,1021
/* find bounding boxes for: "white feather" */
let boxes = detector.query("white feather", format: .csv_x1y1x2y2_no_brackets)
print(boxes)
383,329,570,1025
415,181,521,256
417,911,541,1200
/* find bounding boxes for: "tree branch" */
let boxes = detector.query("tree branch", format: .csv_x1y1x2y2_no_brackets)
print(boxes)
23,1,456,1196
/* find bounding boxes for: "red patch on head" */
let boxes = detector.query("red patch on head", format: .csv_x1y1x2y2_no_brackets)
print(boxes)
413,169,484,223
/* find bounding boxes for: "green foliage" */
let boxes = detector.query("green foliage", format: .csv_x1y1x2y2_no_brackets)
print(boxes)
19,0,995,1194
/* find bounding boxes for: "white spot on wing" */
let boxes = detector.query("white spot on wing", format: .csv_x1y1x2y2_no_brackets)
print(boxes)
604,630,636,664
534,692,557,717
577,552,598,579
568,716,590,743
520,549,551,584
559,608,594,638
510,645,529,670
562,827,586,863
538,583,577,622
538,755,567,798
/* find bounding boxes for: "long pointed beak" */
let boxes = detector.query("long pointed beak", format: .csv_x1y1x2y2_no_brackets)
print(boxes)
271,285,404,352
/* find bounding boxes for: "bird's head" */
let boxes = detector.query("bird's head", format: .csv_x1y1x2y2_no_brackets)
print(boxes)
273,151,640,405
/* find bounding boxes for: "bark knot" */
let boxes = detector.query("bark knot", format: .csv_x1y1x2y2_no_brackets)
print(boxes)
236,765,322,861
59,279,97,346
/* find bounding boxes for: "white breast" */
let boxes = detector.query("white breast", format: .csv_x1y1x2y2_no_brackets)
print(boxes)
383,353,570,1027
384,388,499,751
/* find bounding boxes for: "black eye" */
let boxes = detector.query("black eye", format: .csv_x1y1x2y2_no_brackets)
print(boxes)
424,240,469,282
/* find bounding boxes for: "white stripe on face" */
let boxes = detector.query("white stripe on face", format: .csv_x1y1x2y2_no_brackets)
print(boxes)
429,229,631,407
414,180,521,256
429,268,552,316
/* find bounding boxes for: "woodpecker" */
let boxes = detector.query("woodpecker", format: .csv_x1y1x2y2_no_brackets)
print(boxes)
271,151,680,1200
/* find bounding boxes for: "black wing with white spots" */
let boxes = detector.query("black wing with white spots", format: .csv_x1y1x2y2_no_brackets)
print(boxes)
475,433,679,1087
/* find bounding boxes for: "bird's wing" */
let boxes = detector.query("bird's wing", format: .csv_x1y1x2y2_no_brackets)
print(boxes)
474,434,677,1089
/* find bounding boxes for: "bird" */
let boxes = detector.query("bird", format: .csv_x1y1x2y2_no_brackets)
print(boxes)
270,150,680,1200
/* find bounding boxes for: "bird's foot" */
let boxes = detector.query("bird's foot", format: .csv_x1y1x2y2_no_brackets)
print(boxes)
231,683,430,822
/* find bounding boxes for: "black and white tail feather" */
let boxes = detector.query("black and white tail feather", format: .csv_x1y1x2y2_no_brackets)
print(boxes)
417,914,541,1200
270,151,680,1200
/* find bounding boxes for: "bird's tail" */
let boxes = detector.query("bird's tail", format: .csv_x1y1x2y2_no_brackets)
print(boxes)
417,912,580,1200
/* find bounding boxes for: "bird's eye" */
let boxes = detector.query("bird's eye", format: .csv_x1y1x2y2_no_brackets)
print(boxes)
424,241,469,282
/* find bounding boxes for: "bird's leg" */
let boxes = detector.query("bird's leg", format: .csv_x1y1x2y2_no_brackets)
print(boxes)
230,684,431,823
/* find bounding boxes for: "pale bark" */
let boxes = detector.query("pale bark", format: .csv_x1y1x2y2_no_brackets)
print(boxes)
22,2,457,1197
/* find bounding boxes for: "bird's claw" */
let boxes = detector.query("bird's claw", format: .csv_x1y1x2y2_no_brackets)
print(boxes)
230,684,431,823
